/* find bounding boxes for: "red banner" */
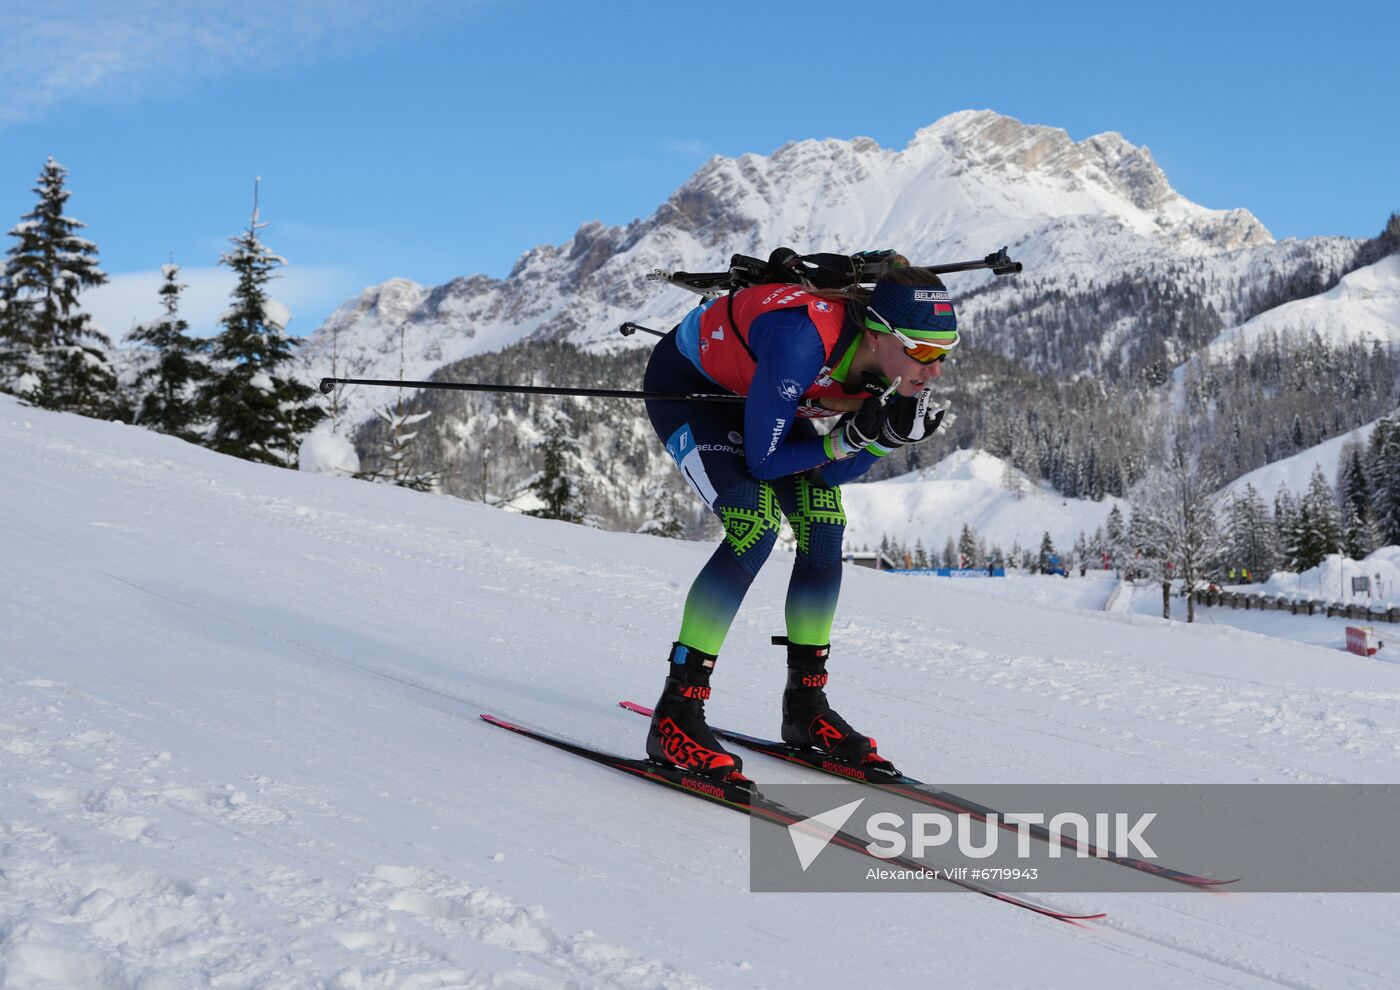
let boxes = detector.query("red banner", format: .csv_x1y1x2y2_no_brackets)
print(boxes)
1345,626,1377,657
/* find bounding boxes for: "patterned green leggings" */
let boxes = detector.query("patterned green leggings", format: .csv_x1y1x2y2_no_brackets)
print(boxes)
678,475,847,655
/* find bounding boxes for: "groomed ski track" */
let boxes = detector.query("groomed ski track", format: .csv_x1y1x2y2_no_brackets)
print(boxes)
2,394,1398,988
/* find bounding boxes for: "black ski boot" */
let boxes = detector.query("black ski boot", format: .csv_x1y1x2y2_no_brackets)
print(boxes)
778,639,896,771
646,643,749,784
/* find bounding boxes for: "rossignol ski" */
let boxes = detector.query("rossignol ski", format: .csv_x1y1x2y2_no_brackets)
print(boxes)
480,713,1105,923
618,702,1234,889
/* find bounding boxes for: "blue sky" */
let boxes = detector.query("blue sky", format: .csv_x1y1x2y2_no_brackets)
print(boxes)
2,0,1396,338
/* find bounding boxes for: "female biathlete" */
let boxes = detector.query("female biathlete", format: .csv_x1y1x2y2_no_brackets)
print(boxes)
642,262,957,785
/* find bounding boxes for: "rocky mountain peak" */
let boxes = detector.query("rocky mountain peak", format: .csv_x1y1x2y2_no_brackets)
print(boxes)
301,110,1303,425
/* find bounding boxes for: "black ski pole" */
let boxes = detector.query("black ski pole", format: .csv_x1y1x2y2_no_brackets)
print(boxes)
317,377,744,403
619,321,666,338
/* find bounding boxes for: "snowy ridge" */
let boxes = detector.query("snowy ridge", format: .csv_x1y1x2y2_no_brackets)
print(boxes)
838,449,1126,558
1166,252,1400,404
296,110,1349,427
7,395,1400,985
1220,417,1381,504
1202,253,1400,358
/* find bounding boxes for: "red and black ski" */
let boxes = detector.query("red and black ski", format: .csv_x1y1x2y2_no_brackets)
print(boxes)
619,702,1234,889
481,713,1105,924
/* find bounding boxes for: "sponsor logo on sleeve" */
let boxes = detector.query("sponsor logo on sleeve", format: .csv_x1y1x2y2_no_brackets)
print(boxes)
766,419,787,456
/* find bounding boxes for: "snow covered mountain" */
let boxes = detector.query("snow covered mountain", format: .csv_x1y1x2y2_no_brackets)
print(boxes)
838,448,1125,559
298,110,1354,426
6,393,1400,988
1220,415,1381,505
1200,253,1400,359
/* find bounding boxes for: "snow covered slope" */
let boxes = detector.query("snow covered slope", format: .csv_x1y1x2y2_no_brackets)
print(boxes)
1221,418,1379,503
1203,254,1400,357
839,449,1124,556
3,395,1398,988
1258,546,1400,611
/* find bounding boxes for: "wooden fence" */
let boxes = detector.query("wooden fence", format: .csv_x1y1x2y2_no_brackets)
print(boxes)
1192,588,1400,623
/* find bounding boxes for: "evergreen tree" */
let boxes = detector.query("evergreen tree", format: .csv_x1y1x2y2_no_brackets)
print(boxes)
942,536,957,568
1274,484,1304,571
1,157,117,415
638,480,683,538
0,271,22,380
1038,531,1056,571
1127,503,1172,616
1342,504,1370,560
1105,504,1126,570
1335,442,1375,559
957,523,978,567
197,186,323,465
1371,425,1400,546
912,538,928,569
527,403,585,522
1337,442,1371,526
1089,525,1106,562
1227,483,1276,579
1367,416,1394,474
1127,439,1224,621
129,264,211,438
1352,211,1400,270
1294,466,1342,570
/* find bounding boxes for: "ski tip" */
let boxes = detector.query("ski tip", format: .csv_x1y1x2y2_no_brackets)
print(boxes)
1060,912,1109,923
480,713,516,729
1186,877,1241,887
618,701,654,716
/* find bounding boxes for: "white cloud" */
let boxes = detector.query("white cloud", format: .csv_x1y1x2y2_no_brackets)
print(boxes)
0,1,463,126
662,138,709,156
85,263,356,340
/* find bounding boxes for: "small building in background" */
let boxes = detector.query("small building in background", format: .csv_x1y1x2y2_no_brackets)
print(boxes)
843,550,899,571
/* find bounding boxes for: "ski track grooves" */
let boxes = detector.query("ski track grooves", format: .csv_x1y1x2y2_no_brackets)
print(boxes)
7,402,1399,988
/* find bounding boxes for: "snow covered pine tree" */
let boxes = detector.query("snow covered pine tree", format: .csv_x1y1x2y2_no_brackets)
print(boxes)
129,264,212,440
197,184,322,466
0,158,118,417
